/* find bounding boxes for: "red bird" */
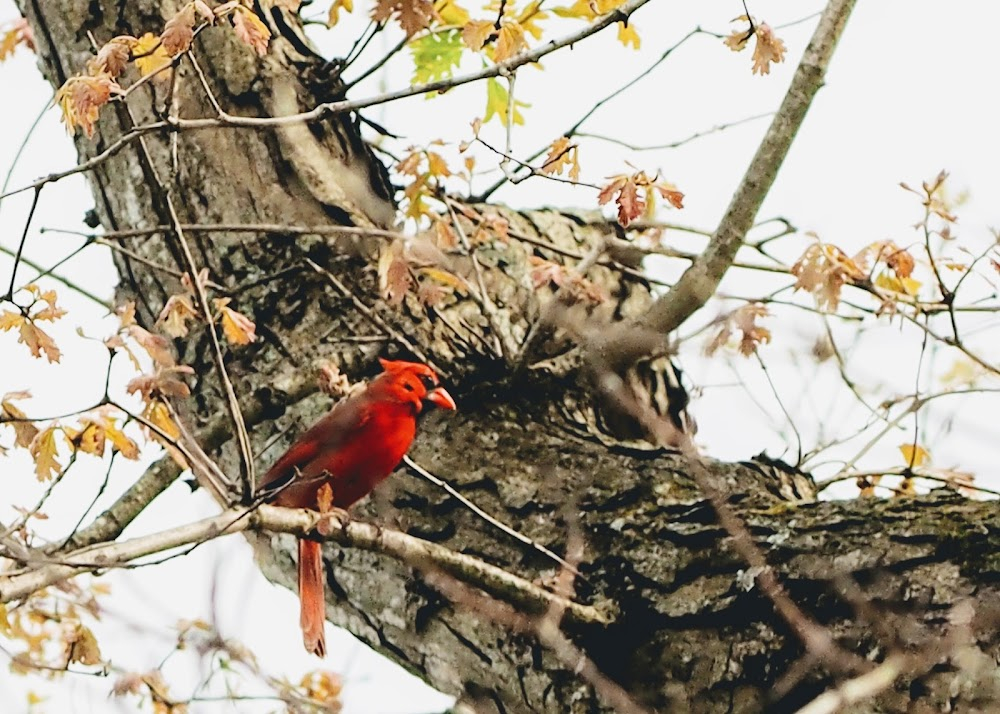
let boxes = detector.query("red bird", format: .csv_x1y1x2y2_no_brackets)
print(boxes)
259,359,456,656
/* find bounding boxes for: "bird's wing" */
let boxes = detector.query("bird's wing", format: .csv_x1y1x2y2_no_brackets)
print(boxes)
257,392,373,493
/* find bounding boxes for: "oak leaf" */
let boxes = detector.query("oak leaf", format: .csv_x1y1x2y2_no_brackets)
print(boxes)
327,0,354,26
378,240,412,305
29,427,63,481
65,623,103,666
232,6,271,56
373,0,437,36
161,4,196,56
17,320,61,362
540,136,580,180
157,294,199,338
494,22,526,62
55,74,120,137
128,324,175,367
791,242,864,312
91,36,137,78
461,19,494,51
899,443,930,468
598,175,644,227
751,23,785,75
617,21,639,49
133,33,172,78
1,391,39,449
214,298,257,345
0,19,32,61
705,303,771,357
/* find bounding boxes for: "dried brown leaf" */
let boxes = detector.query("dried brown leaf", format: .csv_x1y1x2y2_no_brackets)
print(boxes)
461,19,494,51
752,23,786,75
232,6,271,56
91,36,137,78
161,4,196,56
214,298,257,346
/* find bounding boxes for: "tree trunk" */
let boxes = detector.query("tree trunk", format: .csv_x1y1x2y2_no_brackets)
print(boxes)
17,1,1000,711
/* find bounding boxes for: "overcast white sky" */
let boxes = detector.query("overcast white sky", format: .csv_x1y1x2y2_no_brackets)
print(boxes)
1,1,999,711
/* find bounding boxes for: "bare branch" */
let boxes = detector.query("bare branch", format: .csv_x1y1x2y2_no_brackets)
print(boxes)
639,0,858,336
0,505,609,629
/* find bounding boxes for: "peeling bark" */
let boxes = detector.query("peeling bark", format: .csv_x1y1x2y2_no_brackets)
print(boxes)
16,1,1000,712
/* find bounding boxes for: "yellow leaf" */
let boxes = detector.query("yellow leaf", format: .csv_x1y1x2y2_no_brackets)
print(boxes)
233,5,271,56
30,427,64,481
75,422,107,457
65,623,103,666
104,421,140,460
899,443,930,468
939,358,979,388
419,267,469,293
144,400,180,441
0,603,10,636
157,293,199,338
0,310,25,330
328,0,354,25
461,19,493,50
617,21,639,49
133,33,172,78
0,18,32,62
874,272,921,296
18,320,61,362
494,21,526,62
2,392,39,449
516,1,546,39
484,76,527,126
435,0,469,25
214,298,257,346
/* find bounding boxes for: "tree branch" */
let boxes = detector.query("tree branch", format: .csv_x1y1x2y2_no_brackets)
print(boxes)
639,0,858,335
0,506,609,629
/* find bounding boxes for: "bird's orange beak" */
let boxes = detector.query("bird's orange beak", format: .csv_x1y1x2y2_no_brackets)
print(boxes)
424,387,456,410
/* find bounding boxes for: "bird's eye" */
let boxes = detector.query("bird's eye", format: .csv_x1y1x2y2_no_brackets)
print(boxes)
403,382,415,392
419,374,437,390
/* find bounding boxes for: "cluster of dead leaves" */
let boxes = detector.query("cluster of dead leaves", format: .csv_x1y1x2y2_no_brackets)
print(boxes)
156,269,257,345
397,144,458,220
112,302,195,467
56,1,270,137
374,0,439,36
901,170,959,224
112,669,187,713
0,284,66,363
529,256,606,304
377,235,471,308
705,303,771,357
724,15,786,76
1,581,109,681
791,237,923,312
1,396,142,483
0,17,33,61
461,1,545,61
856,444,975,498
598,170,684,227
296,671,344,713
540,136,581,182
554,0,640,48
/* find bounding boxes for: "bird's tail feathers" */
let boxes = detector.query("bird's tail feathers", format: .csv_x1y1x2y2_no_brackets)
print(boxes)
298,538,327,657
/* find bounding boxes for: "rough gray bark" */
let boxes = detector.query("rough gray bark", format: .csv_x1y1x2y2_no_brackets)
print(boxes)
16,1,1000,712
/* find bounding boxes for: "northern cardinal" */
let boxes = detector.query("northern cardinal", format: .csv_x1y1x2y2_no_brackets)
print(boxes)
259,359,456,656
